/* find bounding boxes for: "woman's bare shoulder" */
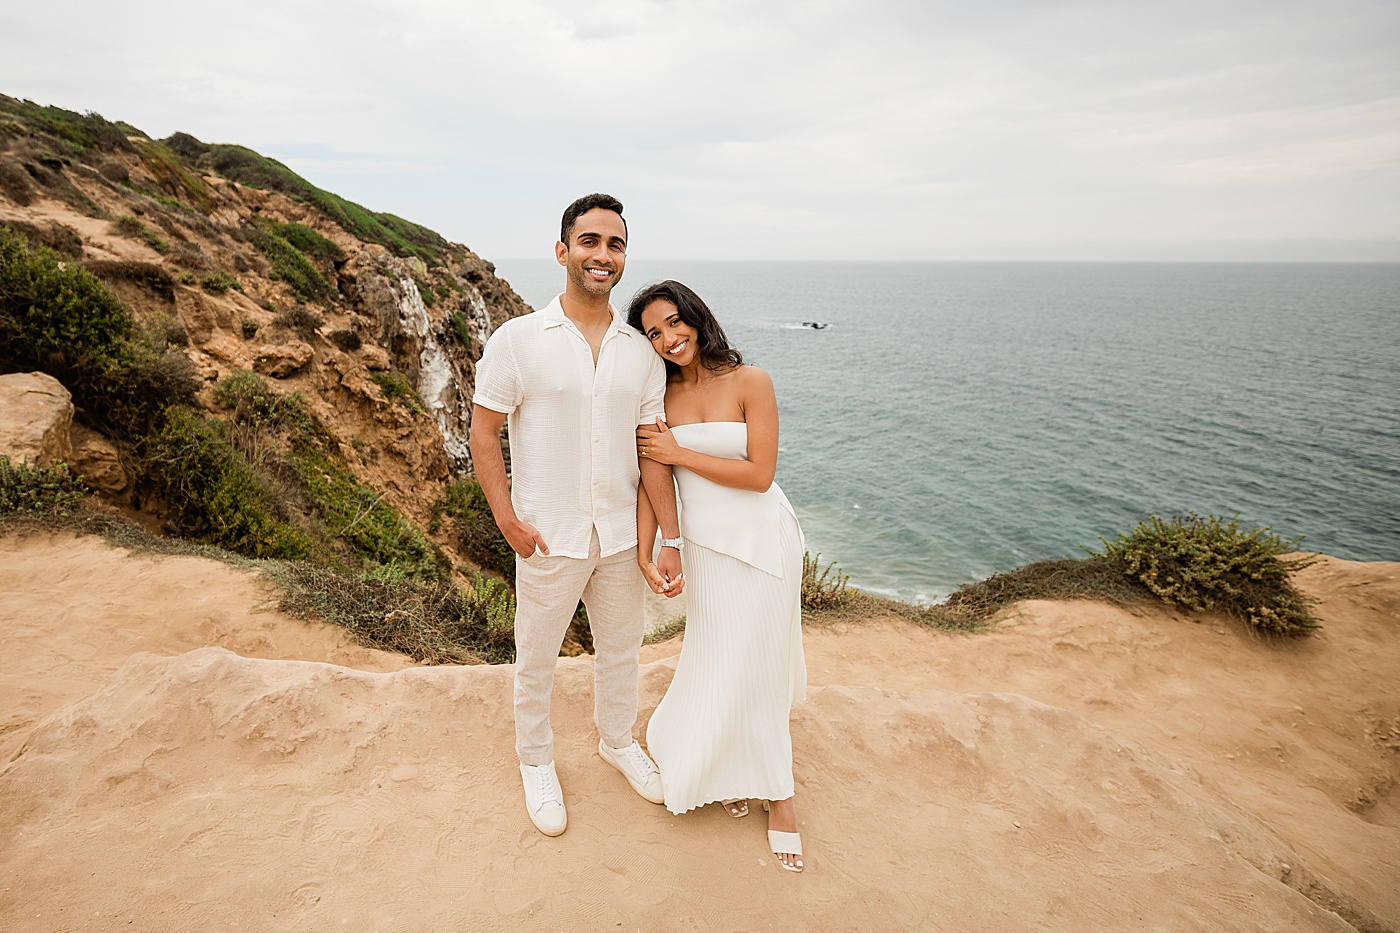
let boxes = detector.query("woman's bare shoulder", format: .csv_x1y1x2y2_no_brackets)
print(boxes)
735,364,773,388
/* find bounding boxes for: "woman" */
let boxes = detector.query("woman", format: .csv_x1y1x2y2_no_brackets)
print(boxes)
628,280,807,873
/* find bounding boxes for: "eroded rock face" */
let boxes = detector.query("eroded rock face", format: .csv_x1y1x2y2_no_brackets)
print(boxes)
253,342,315,378
0,372,74,468
342,249,504,472
68,425,128,493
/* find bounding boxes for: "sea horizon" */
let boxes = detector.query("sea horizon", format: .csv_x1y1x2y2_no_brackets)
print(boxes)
493,258,1400,603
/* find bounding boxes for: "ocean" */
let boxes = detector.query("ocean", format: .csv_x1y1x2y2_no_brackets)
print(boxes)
491,259,1400,603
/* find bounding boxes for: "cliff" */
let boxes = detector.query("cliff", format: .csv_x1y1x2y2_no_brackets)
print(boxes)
0,93,530,570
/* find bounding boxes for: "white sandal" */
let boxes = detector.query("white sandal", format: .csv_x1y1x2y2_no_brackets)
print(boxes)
761,801,804,872
721,798,749,818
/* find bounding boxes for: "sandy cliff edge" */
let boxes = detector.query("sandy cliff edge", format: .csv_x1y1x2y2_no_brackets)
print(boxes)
1,533,1396,932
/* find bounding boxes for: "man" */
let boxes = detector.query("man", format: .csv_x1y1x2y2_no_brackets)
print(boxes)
468,193,685,837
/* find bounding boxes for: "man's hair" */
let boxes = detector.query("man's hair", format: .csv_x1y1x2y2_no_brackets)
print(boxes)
626,280,743,376
560,193,627,245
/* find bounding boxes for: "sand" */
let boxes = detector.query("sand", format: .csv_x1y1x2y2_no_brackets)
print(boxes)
1,532,1396,932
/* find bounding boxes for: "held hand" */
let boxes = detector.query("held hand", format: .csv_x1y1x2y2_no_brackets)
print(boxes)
637,418,682,466
502,518,549,559
639,559,671,595
656,546,685,597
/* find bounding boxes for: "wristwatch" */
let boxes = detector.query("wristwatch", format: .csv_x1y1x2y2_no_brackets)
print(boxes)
659,536,684,551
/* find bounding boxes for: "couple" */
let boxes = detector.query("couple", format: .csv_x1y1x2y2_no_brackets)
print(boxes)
467,193,808,872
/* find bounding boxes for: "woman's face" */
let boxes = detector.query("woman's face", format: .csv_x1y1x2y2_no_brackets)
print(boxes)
640,299,698,367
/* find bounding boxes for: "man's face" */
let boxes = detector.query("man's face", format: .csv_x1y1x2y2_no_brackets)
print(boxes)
556,207,627,298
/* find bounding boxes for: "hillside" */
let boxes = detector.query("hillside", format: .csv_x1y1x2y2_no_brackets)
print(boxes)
0,93,529,581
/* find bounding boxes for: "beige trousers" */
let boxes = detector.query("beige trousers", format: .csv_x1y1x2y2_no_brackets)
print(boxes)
513,530,645,766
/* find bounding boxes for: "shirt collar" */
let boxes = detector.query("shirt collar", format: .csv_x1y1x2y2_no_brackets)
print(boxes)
541,294,639,340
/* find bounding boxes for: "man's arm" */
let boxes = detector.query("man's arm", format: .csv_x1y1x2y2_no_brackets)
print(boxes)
639,457,683,593
468,404,548,557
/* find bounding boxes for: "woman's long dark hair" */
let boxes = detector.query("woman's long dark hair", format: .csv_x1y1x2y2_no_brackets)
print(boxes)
626,280,743,378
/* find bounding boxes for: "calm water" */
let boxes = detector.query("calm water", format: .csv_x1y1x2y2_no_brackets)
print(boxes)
492,260,1400,603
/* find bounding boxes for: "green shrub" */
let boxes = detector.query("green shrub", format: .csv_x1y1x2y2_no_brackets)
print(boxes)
201,270,239,293
211,369,442,582
264,562,515,664
1094,514,1320,636
450,311,473,347
0,456,89,516
128,138,214,213
434,477,513,576
241,316,259,339
271,305,323,341
110,215,169,253
371,371,423,413
0,225,198,439
902,557,1145,633
416,276,436,307
288,439,442,584
146,406,313,559
802,551,853,611
248,223,331,302
274,222,343,264
0,98,132,153
1,225,131,363
212,369,309,432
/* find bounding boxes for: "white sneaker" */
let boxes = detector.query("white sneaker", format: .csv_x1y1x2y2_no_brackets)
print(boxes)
520,761,567,836
598,739,665,804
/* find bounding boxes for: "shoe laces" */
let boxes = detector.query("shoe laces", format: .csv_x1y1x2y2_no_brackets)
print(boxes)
623,742,656,777
535,765,561,805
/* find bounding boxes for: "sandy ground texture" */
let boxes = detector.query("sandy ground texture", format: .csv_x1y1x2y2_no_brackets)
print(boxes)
1,533,1396,933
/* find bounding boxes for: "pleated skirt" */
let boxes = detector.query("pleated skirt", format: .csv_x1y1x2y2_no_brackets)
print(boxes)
644,506,807,815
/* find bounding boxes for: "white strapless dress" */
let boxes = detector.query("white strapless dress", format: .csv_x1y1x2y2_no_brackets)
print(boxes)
645,421,807,815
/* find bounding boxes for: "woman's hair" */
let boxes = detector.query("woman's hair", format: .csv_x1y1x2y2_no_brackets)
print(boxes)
626,280,744,377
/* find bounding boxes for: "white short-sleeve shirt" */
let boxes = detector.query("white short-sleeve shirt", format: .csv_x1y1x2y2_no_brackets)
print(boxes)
472,295,667,559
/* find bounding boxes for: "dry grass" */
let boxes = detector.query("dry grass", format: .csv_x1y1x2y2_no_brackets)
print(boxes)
0,503,512,665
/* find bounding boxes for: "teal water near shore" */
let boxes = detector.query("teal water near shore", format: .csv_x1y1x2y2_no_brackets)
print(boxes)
492,260,1400,603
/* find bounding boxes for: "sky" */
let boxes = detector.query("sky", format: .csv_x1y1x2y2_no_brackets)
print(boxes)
2,0,1398,262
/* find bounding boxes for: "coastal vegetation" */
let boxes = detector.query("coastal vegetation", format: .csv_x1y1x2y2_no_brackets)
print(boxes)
370,370,425,413
0,456,87,517
161,131,448,265
248,221,333,302
432,477,515,577
0,224,200,440
1094,513,1320,636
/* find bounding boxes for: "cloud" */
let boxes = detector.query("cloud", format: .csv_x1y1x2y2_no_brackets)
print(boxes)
2,0,1397,258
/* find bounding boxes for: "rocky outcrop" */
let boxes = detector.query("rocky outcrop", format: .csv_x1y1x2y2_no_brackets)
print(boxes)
252,341,315,378
0,372,73,468
68,425,128,493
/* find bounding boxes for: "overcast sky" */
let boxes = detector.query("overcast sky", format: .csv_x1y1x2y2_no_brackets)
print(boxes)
3,0,1398,261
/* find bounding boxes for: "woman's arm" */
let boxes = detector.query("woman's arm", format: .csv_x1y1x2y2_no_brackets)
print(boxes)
637,368,779,493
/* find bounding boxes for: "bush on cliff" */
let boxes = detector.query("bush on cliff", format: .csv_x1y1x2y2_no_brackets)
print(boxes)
1094,513,1320,636
0,224,200,439
0,456,89,517
248,222,332,303
433,477,514,577
265,562,516,664
146,406,314,560
211,370,444,584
